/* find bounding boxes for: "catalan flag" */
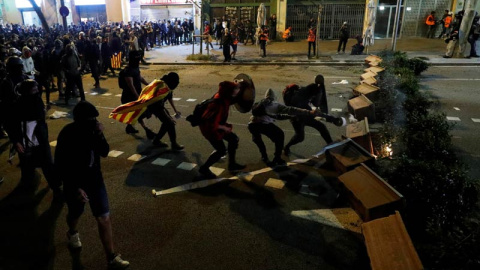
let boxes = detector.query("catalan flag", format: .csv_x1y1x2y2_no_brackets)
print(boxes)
109,79,171,125
111,52,122,69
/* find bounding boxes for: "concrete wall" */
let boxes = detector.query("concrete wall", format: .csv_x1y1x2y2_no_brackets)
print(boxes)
3,0,22,24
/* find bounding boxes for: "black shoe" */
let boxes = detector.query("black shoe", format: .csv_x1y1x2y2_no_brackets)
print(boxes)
199,166,217,179
284,146,291,156
261,155,270,164
145,128,156,139
152,140,168,147
443,55,451,58
126,125,139,134
171,143,185,151
272,157,286,166
228,163,246,172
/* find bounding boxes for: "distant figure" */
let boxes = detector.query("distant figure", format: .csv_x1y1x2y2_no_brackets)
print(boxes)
283,26,294,42
307,26,316,58
351,35,365,55
425,11,437,39
443,29,459,58
438,11,453,38
337,21,349,54
268,14,277,40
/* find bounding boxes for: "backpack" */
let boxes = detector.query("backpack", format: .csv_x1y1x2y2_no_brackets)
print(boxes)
118,68,127,89
251,100,268,117
282,84,300,106
186,98,215,127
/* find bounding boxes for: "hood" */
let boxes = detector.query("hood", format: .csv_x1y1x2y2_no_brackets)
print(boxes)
216,81,238,100
264,88,276,101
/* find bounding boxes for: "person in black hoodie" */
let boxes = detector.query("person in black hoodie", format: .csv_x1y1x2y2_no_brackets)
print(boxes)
284,75,345,155
55,101,129,269
85,39,101,88
101,37,115,76
9,79,61,195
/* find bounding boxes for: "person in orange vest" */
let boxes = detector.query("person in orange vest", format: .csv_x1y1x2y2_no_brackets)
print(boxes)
307,25,316,58
439,11,453,38
259,25,269,57
283,26,294,42
425,11,437,39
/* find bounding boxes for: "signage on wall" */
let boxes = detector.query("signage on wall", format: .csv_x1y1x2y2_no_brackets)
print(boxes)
140,0,188,5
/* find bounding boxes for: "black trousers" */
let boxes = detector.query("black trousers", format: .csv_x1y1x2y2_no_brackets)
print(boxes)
150,105,177,144
260,40,267,56
338,37,348,52
202,132,239,168
286,116,333,148
308,41,316,56
19,145,60,190
65,73,85,102
248,122,284,159
223,45,231,61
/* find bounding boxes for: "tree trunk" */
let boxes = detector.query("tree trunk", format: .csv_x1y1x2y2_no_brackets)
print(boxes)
28,0,50,34
453,0,478,58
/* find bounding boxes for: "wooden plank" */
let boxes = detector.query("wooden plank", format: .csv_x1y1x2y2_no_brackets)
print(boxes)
326,139,375,174
346,117,374,154
348,94,376,123
338,164,404,221
362,211,424,270
353,83,380,101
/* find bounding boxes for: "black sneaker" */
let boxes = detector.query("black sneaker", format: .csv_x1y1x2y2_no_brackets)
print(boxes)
199,166,217,179
144,128,156,140
228,163,246,172
171,143,185,151
125,125,139,134
272,157,286,166
284,146,291,156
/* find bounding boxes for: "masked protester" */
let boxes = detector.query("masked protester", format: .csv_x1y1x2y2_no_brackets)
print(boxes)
55,101,130,269
8,79,61,196
198,81,246,178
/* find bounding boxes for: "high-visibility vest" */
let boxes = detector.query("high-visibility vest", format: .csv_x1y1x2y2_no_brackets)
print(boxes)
308,29,316,42
444,16,452,28
282,29,291,39
426,15,435,26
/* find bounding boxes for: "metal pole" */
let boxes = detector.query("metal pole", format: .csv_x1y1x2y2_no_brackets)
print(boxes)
391,0,402,51
316,5,322,58
60,0,68,31
453,0,479,57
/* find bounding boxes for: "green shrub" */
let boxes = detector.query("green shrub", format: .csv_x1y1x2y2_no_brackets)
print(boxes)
409,58,430,75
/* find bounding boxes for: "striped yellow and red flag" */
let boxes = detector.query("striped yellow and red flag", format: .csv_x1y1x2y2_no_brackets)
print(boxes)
109,79,171,125
111,52,122,69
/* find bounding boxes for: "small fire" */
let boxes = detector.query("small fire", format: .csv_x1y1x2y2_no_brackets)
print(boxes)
384,144,393,157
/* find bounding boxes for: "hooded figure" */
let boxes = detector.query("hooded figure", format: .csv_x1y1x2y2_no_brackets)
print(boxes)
21,46,36,79
198,81,246,178
248,88,326,166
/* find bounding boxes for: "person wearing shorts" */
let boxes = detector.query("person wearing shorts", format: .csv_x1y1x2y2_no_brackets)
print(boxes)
55,101,129,269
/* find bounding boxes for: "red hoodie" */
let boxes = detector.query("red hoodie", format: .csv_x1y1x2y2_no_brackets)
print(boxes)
200,81,237,140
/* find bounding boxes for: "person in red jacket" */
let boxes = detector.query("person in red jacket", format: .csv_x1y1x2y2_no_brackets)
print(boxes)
198,81,246,178
307,25,316,58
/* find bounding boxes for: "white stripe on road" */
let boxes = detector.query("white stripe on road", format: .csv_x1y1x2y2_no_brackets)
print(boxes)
446,116,461,121
115,94,122,97
264,178,286,189
210,167,225,176
108,150,124,157
152,158,171,166
331,108,343,112
173,98,181,101
472,118,480,123
453,107,460,111
186,99,197,102
127,154,146,162
177,162,197,171
102,93,112,96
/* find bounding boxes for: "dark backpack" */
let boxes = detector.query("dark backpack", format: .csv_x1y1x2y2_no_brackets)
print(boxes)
282,84,300,106
118,68,127,89
251,99,269,117
186,98,215,127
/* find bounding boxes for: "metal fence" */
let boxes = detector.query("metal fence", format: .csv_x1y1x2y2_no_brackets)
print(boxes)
287,3,365,40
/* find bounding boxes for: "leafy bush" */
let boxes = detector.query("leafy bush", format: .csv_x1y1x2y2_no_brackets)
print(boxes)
409,58,430,75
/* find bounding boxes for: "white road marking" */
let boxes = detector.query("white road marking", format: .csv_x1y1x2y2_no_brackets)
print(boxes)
102,93,112,96
152,158,171,166
237,172,254,181
127,154,145,162
331,108,343,112
210,167,225,176
177,162,197,171
291,159,310,164
49,141,57,147
115,94,122,97
173,98,181,101
89,92,98,95
446,116,461,121
96,106,116,110
453,107,460,111
186,99,197,102
152,178,234,196
472,118,480,123
108,150,124,157
264,178,285,189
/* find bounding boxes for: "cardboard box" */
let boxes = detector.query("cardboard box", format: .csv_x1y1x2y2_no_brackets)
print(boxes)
346,118,374,154
361,77,377,85
362,211,423,270
326,139,375,174
338,164,405,221
353,83,380,101
361,71,377,81
369,61,381,67
364,66,385,74
348,94,376,123
365,55,382,64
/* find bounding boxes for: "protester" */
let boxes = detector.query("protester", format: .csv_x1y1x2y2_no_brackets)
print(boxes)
282,26,294,42
61,44,85,105
337,22,349,54
221,28,232,62
307,25,316,58
55,101,129,269
268,14,277,40
443,29,459,58
198,81,246,178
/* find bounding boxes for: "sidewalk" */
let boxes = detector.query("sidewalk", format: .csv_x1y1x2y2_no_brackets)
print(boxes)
144,37,480,66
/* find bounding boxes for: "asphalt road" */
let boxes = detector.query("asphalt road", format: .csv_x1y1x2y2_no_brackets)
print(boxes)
0,64,478,270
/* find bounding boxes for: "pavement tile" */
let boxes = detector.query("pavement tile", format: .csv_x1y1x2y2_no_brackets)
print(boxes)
152,158,171,166
209,167,225,176
264,178,285,189
177,162,197,170
108,150,124,157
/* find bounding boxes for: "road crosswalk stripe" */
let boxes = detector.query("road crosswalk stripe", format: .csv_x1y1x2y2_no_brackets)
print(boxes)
127,154,145,161
108,150,124,157
264,178,285,189
173,98,181,101
472,118,480,123
102,93,112,96
177,162,197,170
152,158,171,166
186,99,197,102
446,116,461,121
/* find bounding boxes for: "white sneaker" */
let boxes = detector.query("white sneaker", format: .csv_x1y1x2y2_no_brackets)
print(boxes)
108,254,130,269
67,232,82,248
